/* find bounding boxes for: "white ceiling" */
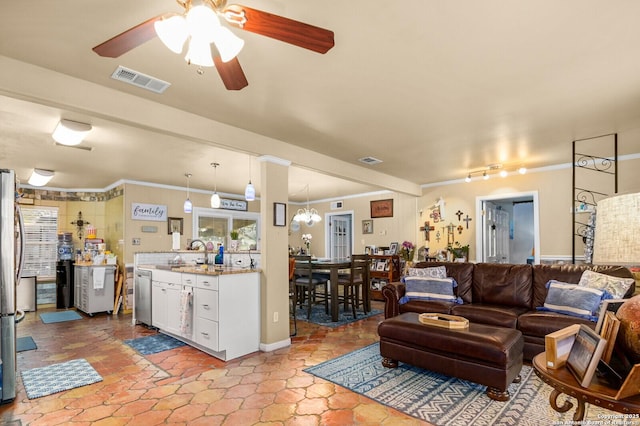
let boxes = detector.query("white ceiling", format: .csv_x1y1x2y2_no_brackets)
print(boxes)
1,1,640,201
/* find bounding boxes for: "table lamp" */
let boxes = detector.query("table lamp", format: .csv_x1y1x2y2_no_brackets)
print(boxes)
592,191,640,363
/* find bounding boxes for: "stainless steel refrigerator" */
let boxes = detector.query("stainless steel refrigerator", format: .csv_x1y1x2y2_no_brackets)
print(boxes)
0,169,25,404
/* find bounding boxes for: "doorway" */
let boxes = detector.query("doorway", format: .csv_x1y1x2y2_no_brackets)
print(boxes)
325,212,354,259
475,192,540,264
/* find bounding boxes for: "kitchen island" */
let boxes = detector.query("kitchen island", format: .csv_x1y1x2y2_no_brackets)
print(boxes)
137,264,260,361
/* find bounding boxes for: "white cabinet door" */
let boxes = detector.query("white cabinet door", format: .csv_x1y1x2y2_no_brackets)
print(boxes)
194,317,219,351
151,281,167,330
165,283,182,336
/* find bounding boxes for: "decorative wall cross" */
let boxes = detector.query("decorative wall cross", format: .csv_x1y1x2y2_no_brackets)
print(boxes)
429,208,441,223
420,221,435,241
435,231,441,242
446,223,455,245
457,225,463,234
455,210,464,221
463,215,473,229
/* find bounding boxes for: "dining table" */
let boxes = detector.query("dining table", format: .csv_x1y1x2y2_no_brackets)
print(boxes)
309,258,360,322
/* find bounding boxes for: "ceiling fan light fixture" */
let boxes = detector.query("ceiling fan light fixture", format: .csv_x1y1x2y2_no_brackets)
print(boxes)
154,15,188,54
185,36,214,67
214,27,244,62
28,168,55,186
52,119,92,146
186,4,221,43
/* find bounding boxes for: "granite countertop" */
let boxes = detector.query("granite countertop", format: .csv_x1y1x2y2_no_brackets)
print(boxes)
138,264,260,275
75,262,117,267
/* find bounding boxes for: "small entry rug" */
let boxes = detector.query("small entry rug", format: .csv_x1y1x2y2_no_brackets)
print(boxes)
124,333,186,355
21,359,102,399
304,342,611,425
39,310,82,324
17,336,37,352
295,304,382,328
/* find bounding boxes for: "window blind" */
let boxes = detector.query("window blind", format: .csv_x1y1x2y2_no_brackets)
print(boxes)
21,206,59,279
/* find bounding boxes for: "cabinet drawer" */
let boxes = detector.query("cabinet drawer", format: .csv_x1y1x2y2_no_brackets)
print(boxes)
195,288,218,321
152,270,182,284
181,273,197,286
196,275,218,290
194,317,218,351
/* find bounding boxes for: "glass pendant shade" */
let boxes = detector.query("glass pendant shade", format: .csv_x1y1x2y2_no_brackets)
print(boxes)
214,27,244,62
154,15,189,53
186,5,220,42
183,198,193,213
244,181,255,201
210,192,221,208
185,36,214,67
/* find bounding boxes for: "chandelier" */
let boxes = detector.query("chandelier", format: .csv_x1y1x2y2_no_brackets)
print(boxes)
293,185,321,226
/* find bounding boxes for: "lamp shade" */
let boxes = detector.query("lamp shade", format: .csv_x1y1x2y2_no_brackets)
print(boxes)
154,14,189,53
210,192,221,208
28,168,54,186
183,198,193,213
52,119,92,146
214,27,244,62
185,36,214,67
592,192,640,265
244,181,255,201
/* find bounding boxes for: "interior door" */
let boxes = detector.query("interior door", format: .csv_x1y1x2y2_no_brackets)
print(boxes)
328,214,352,259
483,201,510,263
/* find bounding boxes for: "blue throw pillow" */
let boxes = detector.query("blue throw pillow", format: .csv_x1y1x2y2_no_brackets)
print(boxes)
537,280,611,321
399,277,462,304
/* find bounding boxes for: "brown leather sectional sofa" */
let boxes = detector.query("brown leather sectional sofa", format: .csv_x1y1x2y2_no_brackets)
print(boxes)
381,261,635,361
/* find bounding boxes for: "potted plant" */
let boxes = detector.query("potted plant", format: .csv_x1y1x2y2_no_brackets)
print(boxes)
447,241,469,262
230,230,240,251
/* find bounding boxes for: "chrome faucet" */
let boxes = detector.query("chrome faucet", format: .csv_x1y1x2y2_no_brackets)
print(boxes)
189,239,209,265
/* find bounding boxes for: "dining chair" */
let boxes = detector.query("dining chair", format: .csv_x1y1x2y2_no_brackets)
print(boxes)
288,256,297,337
338,254,369,318
293,255,329,319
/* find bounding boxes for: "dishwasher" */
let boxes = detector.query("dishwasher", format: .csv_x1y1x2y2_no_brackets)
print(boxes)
134,269,153,326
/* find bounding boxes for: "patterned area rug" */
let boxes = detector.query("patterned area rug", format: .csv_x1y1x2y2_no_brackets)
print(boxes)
39,310,82,324
304,343,611,425
295,304,382,327
21,359,102,399
124,333,186,355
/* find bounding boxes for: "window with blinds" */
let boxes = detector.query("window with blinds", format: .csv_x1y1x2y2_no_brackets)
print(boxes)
21,206,58,279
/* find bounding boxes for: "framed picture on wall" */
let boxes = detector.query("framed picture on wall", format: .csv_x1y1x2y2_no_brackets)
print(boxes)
362,219,373,234
273,202,287,227
370,199,394,218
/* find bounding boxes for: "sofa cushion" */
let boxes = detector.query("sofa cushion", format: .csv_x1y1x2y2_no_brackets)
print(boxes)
537,280,609,321
518,310,595,339
413,261,475,303
471,263,533,308
407,266,447,279
399,299,454,316
450,303,528,328
400,277,462,304
578,270,635,299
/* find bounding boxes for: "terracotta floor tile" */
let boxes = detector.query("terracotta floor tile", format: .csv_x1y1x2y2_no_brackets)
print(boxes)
2,302,434,425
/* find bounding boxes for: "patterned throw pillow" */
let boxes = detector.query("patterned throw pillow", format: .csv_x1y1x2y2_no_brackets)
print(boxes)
407,266,447,279
399,276,462,304
578,270,634,299
537,280,610,321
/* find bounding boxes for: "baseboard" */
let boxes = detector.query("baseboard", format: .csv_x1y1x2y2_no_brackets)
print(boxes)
260,338,291,353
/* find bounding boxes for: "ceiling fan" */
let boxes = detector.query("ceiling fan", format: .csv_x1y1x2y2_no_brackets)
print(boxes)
92,0,335,90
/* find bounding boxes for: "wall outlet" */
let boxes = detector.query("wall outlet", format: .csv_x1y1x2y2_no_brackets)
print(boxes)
273,312,279,323
132,238,141,245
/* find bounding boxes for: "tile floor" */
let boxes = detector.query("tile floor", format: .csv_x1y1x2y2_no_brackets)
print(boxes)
0,303,429,425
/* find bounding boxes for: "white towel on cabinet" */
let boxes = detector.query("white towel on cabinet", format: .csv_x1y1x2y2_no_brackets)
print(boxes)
180,286,193,335
93,267,106,289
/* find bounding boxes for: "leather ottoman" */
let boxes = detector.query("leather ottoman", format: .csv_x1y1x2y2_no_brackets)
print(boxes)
378,312,523,401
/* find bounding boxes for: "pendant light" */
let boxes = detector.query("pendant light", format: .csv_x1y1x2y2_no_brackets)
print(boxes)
183,173,193,213
210,162,221,208
244,155,255,201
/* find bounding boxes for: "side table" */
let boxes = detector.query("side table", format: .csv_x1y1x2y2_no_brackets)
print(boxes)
532,352,640,421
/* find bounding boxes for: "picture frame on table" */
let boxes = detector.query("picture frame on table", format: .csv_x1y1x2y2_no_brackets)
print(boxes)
389,242,399,255
599,311,621,364
376,261,386,271
566,324,607,388
595,299,626,334
370,199,394,218
167,217,183,235
362,219,374,234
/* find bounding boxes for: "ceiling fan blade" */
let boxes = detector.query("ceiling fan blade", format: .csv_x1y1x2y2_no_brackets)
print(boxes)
214,56,249,90
223,5,334,54
92,15,163,58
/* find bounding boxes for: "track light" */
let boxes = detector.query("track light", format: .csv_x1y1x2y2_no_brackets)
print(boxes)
28,168,54,186
518,167,527,174
483,171,489,180
499,170,508,178
465,174,471,183
52,119,92,146
464,163,526,182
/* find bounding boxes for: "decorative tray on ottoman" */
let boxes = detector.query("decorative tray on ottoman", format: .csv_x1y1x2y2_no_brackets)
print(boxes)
418,313,469,329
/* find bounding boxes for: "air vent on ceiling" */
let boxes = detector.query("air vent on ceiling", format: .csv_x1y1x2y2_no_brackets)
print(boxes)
111,66,171,94
358,156,383,165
